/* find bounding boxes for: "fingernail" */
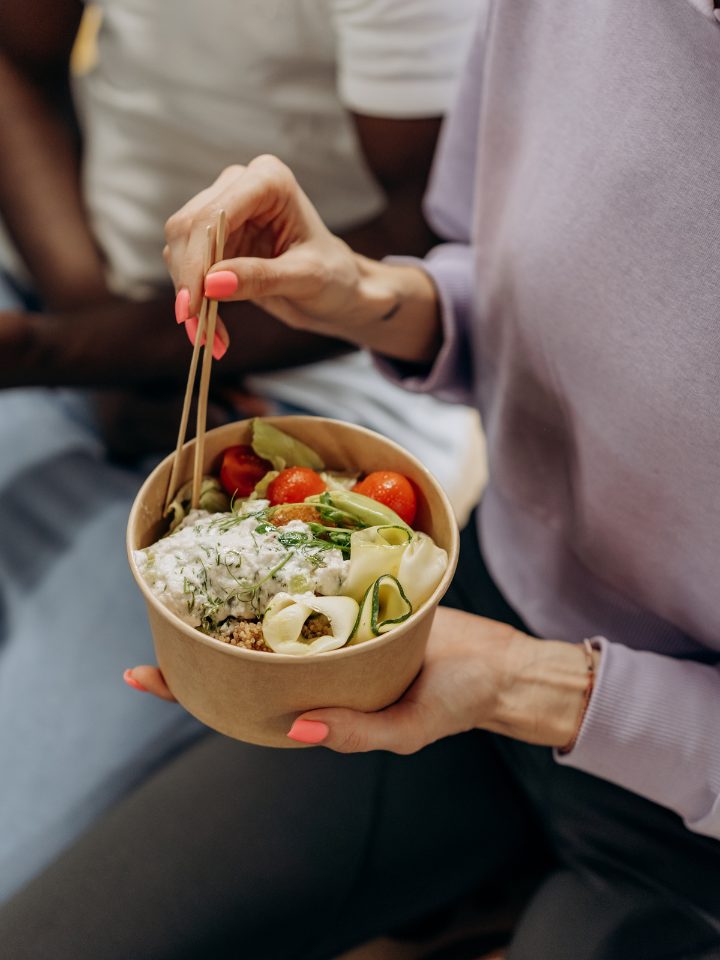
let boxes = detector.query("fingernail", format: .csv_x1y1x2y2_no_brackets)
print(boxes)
123,668,147,693
175,288,190,324
212,333,228,360
205,271,238,299
185,315,225,358
287,719,329,744
185,315,199,346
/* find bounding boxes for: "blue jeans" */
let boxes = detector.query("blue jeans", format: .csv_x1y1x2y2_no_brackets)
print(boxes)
0,276,205,901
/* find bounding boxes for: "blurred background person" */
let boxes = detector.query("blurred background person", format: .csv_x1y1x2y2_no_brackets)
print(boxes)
0,0,484,901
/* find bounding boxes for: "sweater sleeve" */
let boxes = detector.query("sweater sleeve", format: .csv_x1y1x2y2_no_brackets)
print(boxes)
556,638,720,839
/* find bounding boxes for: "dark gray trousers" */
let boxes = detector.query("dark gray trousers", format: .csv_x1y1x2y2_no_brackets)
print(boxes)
1,520,719,960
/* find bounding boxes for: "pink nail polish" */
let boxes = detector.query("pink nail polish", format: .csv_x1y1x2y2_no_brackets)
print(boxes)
123,669,147,693
287,719,329,744
185,316,225,358
175,288,190,324
205,271,238,299
212,331,228,360
185,315,199,346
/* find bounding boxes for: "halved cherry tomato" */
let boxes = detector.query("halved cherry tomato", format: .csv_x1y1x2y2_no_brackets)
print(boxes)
219,445,272,499
267,467,326,506
352,471,418,526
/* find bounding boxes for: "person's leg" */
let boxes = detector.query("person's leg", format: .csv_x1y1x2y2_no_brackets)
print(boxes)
0,439,207,900
508,868,720,960
496,730,720,957
0,729,537,960
0,271,207,899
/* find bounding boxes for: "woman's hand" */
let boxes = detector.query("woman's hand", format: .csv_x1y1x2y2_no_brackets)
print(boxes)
165,156,362,336
289,607,591,753
164,155,442,364
124,606,593,754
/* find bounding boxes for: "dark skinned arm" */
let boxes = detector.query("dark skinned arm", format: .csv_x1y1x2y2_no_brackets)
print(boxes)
342,113,440,259
0,0,347,379
0,106,441,387
0,0,108,308
0,298,350,388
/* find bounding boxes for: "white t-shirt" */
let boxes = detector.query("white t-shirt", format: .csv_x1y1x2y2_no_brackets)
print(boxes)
74,0,478,298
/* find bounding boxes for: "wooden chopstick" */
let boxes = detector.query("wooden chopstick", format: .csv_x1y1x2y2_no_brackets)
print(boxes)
163,224,214,514
191,208,227,509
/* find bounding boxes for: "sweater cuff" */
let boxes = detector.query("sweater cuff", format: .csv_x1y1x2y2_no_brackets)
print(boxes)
372,245,474,403
555,638,720,836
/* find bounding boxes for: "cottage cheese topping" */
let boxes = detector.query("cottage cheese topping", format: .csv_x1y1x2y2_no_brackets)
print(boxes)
134,502,348,629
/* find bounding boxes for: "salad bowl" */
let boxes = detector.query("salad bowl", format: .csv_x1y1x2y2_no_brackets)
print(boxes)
127,416,459,747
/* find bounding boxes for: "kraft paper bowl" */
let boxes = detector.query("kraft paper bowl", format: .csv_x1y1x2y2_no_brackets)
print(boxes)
127,416,459,747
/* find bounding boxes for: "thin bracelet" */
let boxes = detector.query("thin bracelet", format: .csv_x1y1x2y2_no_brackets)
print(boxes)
558,638,596,755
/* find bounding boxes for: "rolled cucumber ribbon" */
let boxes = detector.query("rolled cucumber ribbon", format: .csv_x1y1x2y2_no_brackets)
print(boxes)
396,532,448,610
341,525,412,602
351,575,413,644
262,592,359,656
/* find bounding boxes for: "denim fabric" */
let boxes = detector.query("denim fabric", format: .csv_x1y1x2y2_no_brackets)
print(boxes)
0,274,206,901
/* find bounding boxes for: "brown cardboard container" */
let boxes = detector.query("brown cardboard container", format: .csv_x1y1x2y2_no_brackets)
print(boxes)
127,417,459,747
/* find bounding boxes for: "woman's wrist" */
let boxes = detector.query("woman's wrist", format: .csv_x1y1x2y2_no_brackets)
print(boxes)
489,632,599,748
344,254,442,365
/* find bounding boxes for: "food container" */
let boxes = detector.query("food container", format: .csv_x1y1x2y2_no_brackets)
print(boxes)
127,416,459,747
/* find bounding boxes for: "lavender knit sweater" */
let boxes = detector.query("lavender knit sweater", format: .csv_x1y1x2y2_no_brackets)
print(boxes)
380,0,720,837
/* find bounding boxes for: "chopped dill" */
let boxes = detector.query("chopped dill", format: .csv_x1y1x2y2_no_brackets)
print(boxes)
210,506,270,533
223,560,246,587
183,576,196,612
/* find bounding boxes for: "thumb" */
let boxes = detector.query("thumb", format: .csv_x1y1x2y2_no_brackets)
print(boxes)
204,251,320,304
287,700,429,755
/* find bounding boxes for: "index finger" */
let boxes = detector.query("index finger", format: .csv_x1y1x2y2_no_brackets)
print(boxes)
164,166,245,314
165,156,299,315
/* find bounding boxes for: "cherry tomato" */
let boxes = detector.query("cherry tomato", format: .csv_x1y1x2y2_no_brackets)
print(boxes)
352,471,418,526
219,445,272,499
267,467,326,506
